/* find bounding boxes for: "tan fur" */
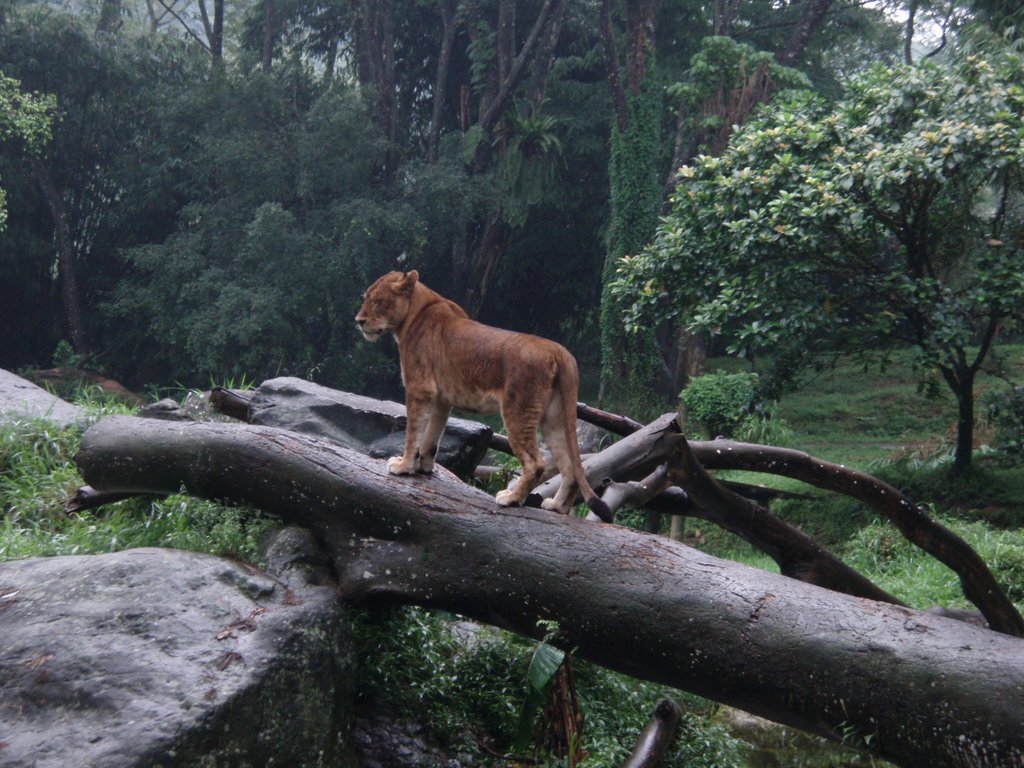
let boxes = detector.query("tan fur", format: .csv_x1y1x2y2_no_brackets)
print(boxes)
355,270,611,522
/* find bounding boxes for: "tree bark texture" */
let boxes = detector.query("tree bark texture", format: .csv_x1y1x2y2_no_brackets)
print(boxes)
75,416,1024,768
531,414,903,606
427,0,457,163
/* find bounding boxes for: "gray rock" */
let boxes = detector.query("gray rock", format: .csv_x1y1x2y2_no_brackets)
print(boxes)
138,392,238,424
249,378,493,478
137,397,191,421
0,538,356,768
0,368,84,429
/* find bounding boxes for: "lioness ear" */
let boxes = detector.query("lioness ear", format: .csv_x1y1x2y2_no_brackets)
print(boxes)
394,270,419,296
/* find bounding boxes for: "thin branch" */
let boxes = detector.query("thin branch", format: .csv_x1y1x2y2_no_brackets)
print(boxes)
155,0,211,51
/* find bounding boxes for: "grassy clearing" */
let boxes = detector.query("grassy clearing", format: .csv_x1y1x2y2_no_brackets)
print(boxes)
691,346,1024,619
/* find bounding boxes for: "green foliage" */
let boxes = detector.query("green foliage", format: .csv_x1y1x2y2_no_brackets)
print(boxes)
986,386,1024,460
512,626,565,753
668,36,810,140
0,71,56,229
353,606,744,767
496,106,564,229
353,607,523,752
601,71,664,414
843,513,1024,610
51,339,83,369
615,47,1024,465
103,69,486,389
0,72,55,149
681,371,759,438
681,371,792,444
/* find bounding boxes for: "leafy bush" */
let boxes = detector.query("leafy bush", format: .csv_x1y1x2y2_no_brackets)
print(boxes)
681,372,759,438
680,371,790,444
986,386,1024,461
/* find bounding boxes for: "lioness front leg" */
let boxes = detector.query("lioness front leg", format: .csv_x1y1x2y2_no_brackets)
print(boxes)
416,405,451,474
388,397,433,475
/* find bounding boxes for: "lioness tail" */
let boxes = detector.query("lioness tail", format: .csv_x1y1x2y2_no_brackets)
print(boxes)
556,350,613,524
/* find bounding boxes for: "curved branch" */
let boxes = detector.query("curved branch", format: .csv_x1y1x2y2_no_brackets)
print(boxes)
691,439,1024,636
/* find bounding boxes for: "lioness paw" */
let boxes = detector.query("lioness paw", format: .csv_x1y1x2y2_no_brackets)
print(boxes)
540,498,562,512
387,456,415,475
495,489,519,507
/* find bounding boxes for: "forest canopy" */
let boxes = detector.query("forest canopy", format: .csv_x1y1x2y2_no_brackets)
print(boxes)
0,0,914,396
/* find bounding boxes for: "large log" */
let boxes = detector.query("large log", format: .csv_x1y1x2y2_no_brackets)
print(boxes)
75,416,1024,768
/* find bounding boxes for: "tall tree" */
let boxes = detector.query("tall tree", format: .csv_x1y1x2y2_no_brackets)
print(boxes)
615,49,1024,474
597,0,666,413
0,16,152,358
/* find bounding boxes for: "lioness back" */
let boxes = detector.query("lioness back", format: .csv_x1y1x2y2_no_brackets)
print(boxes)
355,270,612,523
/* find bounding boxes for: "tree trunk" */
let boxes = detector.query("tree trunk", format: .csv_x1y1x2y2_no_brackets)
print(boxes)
75,416,1024,768
427,0,457,163
598,0,666,410
352,0,397,149
211,0,224,62
952,369,975,477
904,0,918,64
775,0,833,67
261,0,275,70
96,0,122,34
28,156,88,355
525,0,566,110
458,0,564,310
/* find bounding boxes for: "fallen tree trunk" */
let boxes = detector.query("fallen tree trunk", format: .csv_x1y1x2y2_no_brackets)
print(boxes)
76,416,1024,768
568,404,1023,635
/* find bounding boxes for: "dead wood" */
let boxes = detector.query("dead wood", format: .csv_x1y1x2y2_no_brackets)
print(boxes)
73,415,1024,768
566,405,1022,635
621,698,683,768
690,440,1024,636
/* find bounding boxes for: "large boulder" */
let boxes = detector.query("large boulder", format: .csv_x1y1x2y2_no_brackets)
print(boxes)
0,528,356,768
0,368,84,430
243,377,493,479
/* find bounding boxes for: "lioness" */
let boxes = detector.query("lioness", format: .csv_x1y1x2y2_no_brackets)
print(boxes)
355,270,612,523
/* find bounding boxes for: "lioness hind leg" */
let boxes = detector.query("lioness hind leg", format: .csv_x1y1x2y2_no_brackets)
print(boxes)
539,397,578,514
497,418,546,507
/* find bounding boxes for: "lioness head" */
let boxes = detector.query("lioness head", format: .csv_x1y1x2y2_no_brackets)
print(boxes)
355,270,420,342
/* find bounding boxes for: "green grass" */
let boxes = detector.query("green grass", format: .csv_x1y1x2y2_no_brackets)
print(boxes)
769,345,1024,465
0,396,273,565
